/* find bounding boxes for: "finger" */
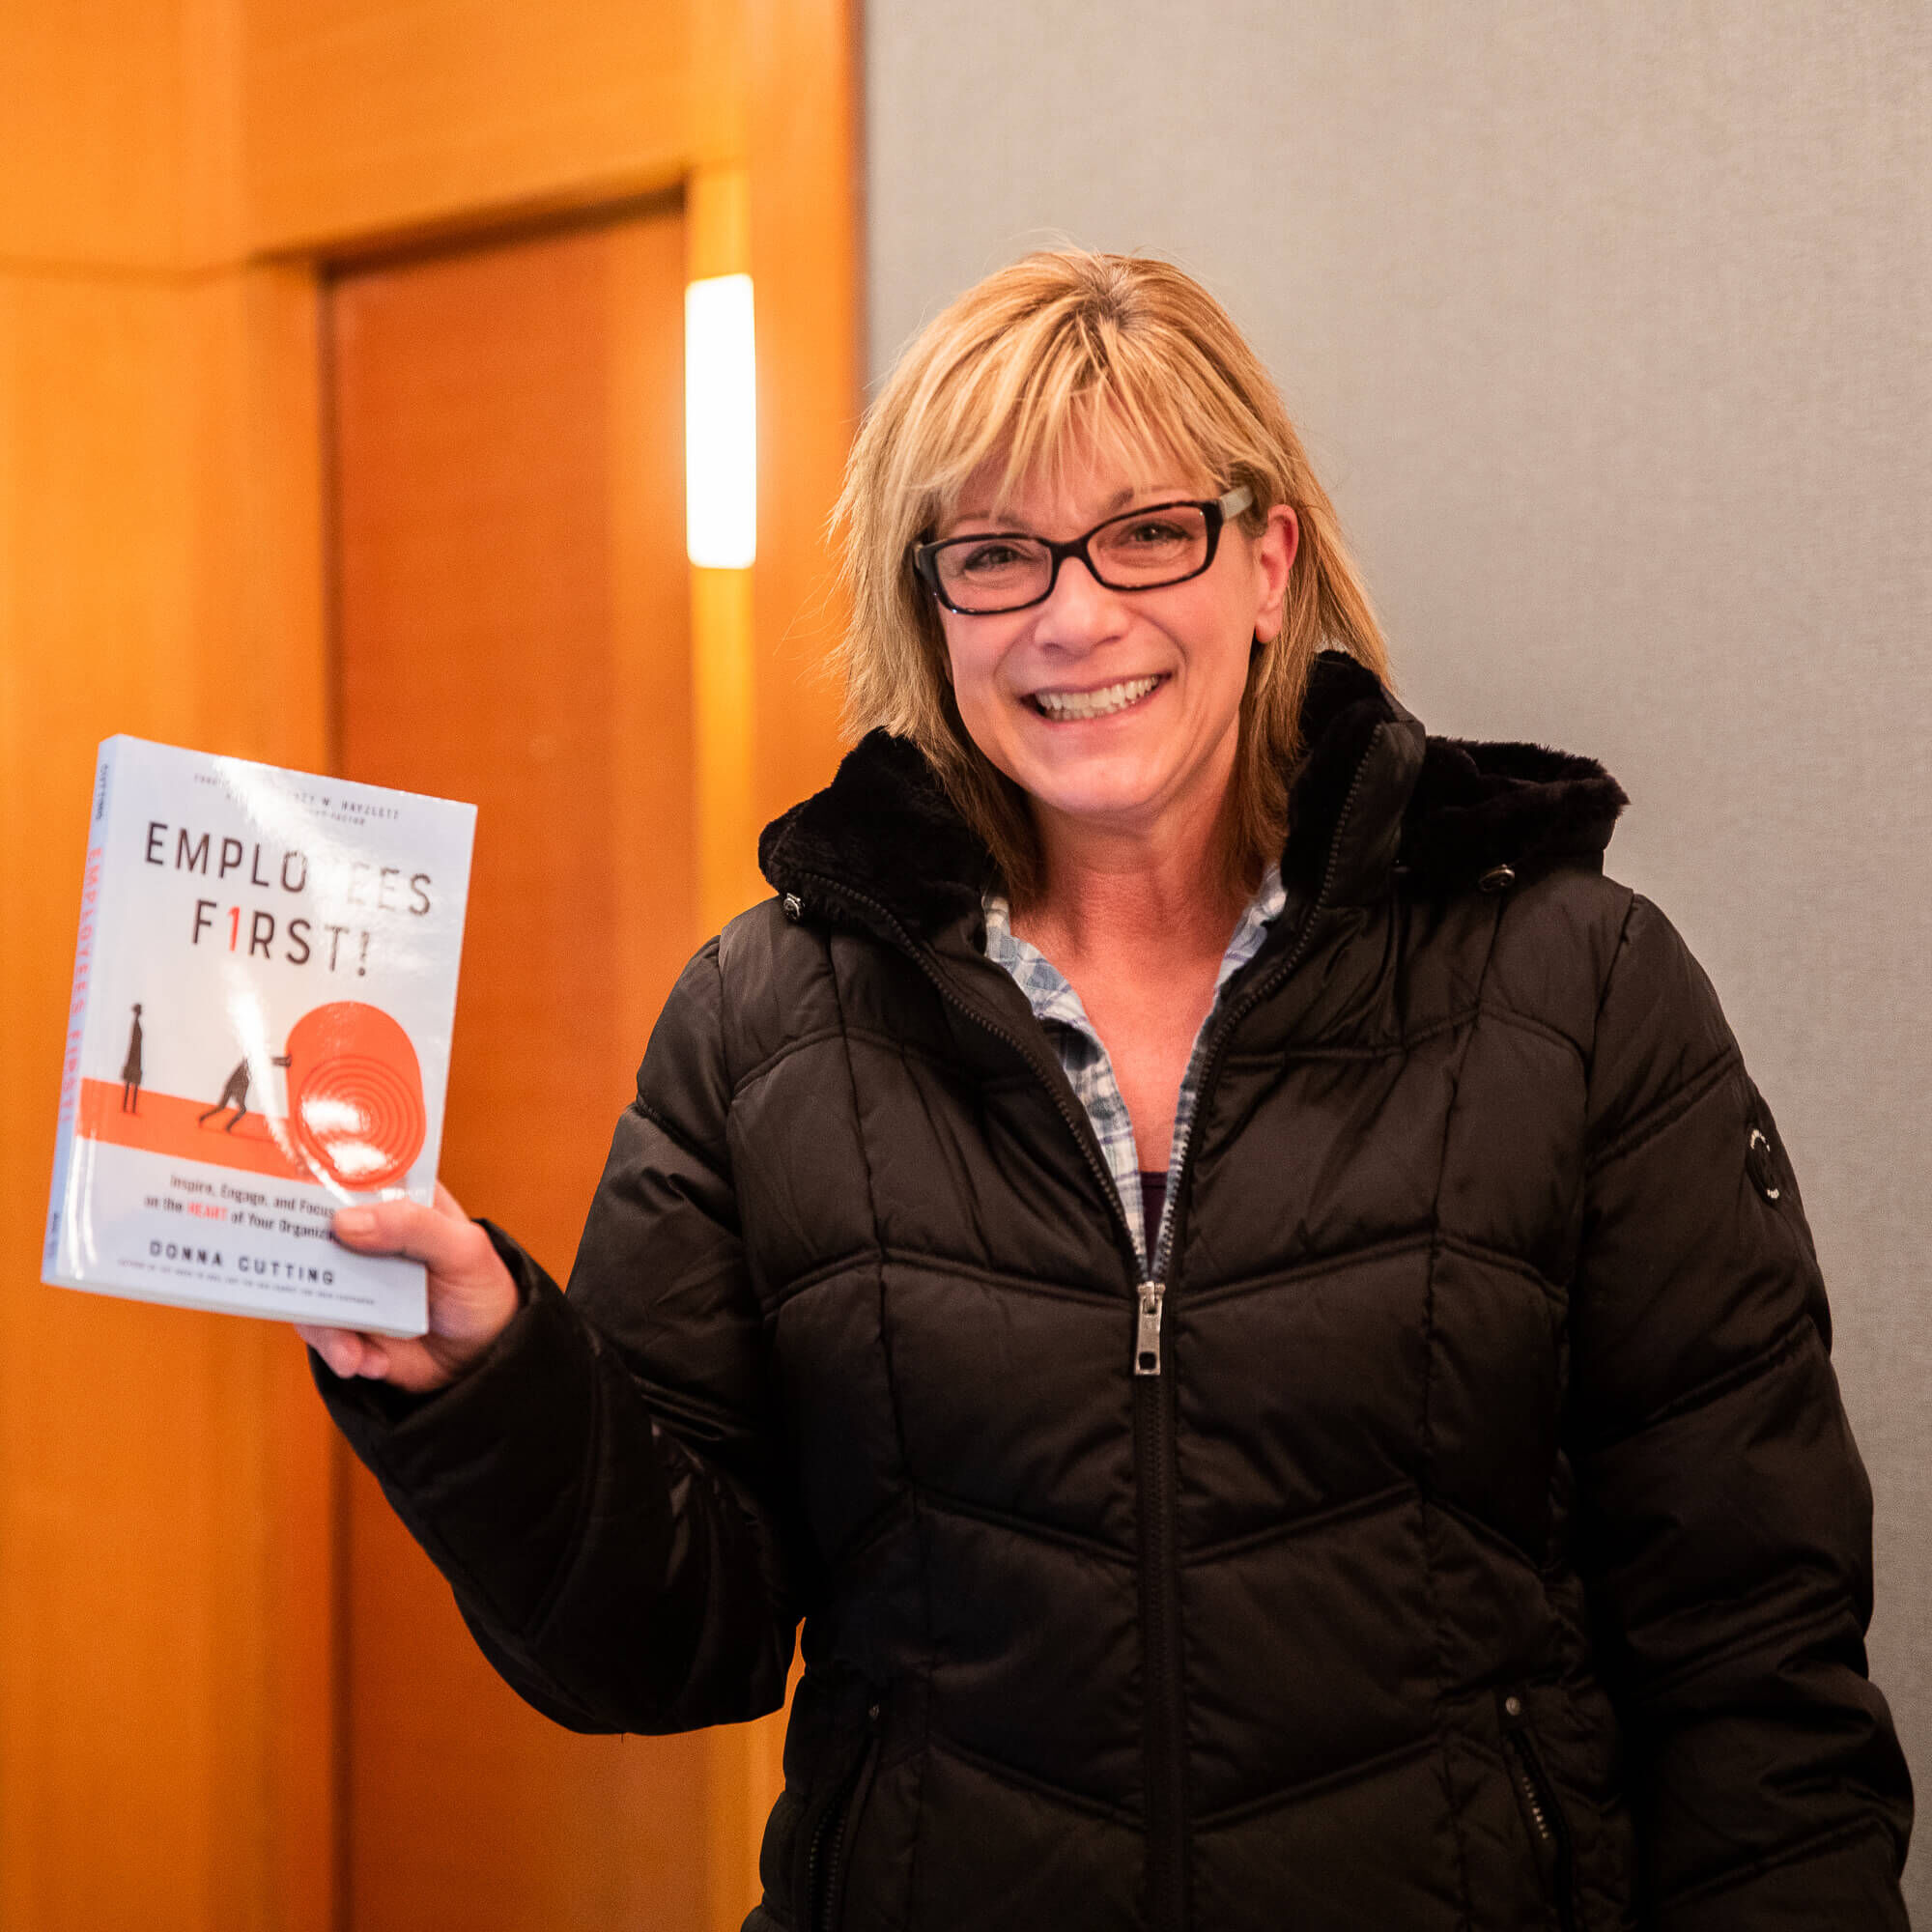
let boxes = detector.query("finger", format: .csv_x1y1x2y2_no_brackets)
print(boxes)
431,1178,470,1222
309,1326,392,1381
298,1322,373,1378
330,1197,479,1274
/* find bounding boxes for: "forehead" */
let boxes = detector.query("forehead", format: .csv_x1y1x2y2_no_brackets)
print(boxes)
944,433,1213,530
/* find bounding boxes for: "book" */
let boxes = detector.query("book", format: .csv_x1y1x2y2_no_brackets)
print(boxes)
43,737,476,1336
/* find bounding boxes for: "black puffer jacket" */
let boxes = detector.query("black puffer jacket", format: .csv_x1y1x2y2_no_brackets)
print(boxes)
318,652,1912,1930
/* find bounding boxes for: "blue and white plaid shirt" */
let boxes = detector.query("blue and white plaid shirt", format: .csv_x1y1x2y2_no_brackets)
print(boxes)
981,866,1287,1275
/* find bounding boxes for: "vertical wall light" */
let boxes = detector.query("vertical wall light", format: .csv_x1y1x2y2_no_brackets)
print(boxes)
685,272,757,568
685,165,761,933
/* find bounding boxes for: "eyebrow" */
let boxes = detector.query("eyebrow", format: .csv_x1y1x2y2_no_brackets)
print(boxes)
947,484,1155,532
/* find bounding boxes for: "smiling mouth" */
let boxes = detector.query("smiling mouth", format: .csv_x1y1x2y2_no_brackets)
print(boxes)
1026,673,1168,722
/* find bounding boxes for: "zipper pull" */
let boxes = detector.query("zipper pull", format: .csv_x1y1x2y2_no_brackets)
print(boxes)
1135,1281,1165,1376
1500,1690,1566,1864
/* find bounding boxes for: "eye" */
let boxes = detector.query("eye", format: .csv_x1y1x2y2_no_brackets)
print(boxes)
1119,517,1190,548
1094,511,1202,566
946,537,1042,582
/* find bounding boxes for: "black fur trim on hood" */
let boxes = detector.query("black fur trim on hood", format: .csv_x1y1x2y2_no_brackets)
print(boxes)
1402,735,1630,891
1276,652,1404,905
1285,651,1631,898
757,728,996,938
759,652,1628,938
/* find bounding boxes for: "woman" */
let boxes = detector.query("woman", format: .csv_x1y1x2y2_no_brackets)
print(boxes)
301,252,1911,1930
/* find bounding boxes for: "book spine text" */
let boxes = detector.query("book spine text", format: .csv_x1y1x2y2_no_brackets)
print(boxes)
45,743,116,1268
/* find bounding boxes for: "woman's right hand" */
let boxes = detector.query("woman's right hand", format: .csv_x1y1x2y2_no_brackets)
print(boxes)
296,1179,521,1393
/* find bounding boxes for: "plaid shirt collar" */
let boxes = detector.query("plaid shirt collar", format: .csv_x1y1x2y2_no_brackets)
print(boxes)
981,865,1286,1274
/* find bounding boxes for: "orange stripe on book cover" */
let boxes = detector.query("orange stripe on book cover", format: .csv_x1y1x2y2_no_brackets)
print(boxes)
76,1079,309,1181
74,1002,426,1191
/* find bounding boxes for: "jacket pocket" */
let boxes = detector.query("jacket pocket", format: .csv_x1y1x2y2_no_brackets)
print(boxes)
1498,1688,1578,1932
796,1690,883,1932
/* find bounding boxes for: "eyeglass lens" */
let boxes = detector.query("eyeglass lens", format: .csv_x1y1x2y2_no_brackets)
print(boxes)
932,504,1214,612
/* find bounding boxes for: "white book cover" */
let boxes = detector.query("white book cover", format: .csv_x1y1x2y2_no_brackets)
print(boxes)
43,737,476,1336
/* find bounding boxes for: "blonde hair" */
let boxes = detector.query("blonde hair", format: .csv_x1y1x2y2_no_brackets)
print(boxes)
832,249,1390,904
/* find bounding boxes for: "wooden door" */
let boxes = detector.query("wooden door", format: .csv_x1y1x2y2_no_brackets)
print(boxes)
329,203,706,1930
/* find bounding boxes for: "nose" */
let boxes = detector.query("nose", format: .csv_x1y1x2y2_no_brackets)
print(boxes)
1033,550,1124,648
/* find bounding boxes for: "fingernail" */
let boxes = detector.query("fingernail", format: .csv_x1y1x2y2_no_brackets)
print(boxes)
334,1208,376,1238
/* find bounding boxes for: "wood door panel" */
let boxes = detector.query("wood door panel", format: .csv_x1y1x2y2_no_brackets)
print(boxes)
247,0,691,254
331,206,704,1931
0,264,332,1932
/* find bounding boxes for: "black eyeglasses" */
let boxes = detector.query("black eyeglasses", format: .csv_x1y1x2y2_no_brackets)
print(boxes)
911,485,1254,615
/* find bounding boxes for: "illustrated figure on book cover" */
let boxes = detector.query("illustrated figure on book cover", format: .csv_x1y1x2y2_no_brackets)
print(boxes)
197,1052,290,1134
119,1004,143,1112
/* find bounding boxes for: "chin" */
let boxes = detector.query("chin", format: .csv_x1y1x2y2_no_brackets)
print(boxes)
1015,759,1171,826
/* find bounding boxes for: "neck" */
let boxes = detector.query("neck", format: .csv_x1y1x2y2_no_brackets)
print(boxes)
1015,774,1253,968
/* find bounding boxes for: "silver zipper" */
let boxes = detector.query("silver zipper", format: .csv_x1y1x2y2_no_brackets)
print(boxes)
1136,1121,1189,1373
1135,1281,1165,1376
1130,742,1378,1381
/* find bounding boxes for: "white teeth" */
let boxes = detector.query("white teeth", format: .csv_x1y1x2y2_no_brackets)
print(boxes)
1032,675,1162,721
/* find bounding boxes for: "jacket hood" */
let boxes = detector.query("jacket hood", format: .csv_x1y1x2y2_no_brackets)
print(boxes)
757,651,1629,939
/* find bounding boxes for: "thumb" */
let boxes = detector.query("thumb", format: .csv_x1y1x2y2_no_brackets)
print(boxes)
330,1196,486,1278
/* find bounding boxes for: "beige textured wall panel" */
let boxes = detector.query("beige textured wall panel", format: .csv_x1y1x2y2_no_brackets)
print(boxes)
867,2,1932,1917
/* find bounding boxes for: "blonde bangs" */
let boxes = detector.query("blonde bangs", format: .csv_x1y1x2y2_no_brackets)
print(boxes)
893,294,1267,537
832,250,1390,905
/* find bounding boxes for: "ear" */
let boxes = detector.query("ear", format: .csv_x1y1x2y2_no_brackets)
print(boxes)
1251,503,1299,642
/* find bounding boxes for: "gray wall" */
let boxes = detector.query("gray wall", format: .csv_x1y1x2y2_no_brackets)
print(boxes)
867,0,1931,1909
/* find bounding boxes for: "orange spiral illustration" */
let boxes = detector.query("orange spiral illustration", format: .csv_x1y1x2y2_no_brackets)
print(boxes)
283,1002,427,1192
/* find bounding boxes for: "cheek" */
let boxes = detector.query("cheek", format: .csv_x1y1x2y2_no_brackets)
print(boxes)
1180,596,1260,712
941,628,1018,756
943,626,1007,719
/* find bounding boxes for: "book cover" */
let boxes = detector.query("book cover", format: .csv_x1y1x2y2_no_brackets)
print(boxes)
43,738,476,1336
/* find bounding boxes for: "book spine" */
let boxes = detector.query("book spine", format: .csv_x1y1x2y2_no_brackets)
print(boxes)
44,742,116,1275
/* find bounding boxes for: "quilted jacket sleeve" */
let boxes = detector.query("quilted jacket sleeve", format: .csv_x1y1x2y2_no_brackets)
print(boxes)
1568,893,1912,1928
311,937,800,1735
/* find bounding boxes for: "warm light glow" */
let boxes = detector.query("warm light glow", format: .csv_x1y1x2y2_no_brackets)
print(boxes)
685,274,757,568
